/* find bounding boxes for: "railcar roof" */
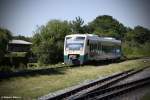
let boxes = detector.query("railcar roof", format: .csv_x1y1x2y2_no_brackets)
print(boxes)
65,34,121,44
65,34,97,37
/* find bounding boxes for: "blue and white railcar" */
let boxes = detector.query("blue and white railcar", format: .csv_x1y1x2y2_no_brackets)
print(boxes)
64,34,121,65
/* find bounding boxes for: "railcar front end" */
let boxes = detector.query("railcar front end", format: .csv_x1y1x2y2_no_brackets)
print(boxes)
64,35,88,65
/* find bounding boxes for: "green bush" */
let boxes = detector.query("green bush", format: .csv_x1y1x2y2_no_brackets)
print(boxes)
140,42,150,56
0,63,28,72
5,52,27,57
27,63,38,68
0,66,14,72
122,42,150,58
32,20,71,64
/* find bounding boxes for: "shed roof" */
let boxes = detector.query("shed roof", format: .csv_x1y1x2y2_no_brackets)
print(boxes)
9,40,32,45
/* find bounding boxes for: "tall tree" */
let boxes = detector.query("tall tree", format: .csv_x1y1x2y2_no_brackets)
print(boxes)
133,26,150,44
125,26,150,44
89,15,127,40
13,35,32,42
70,16,85,34
32,20,71,64
0,28,12,63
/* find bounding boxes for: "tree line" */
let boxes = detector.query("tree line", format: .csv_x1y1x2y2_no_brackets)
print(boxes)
0,15,150,65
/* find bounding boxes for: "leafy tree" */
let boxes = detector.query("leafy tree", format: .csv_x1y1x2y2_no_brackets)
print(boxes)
13,35,32,42
125,26,150,44
82,25,93,34
32,20,71,64
133,26,150,44
89,15,126,40
0,28,12,63
70,16,85,34
123,26,150,57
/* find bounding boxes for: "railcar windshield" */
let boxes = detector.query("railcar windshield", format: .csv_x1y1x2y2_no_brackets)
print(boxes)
66,37,85,50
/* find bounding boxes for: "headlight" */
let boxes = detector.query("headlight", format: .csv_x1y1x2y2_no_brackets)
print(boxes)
66,48,69,50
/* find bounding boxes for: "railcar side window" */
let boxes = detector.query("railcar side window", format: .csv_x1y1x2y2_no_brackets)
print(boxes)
76,37,85,40
90,43,92,51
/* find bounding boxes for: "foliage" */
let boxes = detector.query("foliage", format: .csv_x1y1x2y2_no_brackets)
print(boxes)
70,16,85,34
122,41,150,58
0,28,12,63
123,25,150,58
0,63,27,72
32,20,71,64
0,65,15,72
89,15,127,40
13,35,32,42
27,63,39,68
5,52,28,57
125,26,150,44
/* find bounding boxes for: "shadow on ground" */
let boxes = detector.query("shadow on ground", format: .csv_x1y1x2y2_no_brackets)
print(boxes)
0,67,67,79
0,57,147,80
82,59,124,66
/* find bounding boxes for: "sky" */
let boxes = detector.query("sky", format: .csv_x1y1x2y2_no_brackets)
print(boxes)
0,0,150,37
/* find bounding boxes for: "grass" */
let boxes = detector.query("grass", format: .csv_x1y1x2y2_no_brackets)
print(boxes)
0,58,150,99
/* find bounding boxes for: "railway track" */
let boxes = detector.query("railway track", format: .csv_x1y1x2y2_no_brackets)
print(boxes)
39,66,149,100
90,76,150,100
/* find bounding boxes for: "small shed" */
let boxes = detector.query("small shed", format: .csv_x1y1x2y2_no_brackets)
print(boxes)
8,40,32,52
